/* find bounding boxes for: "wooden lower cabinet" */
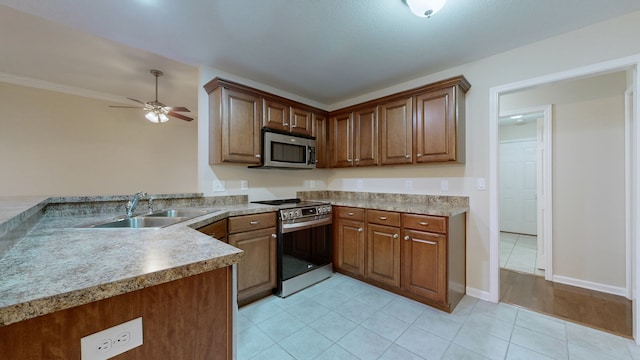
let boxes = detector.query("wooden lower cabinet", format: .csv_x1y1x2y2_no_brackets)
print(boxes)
0,268,233,360
367,224,401,287
228,212,277,306
333,206,466,312
334,207,366,276
401,228,446,303
197,218,228,243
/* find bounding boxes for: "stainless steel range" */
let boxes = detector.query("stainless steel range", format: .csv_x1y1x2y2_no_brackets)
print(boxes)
253,198,333,297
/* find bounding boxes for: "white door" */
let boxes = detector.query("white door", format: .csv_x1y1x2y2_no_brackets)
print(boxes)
500,139,537,235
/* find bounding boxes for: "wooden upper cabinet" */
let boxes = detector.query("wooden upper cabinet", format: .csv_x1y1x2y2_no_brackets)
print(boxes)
354,106,379,167
263,97,290,133
414,86,464,163
380,97,413,165
330,107,378,168
312,112,329,168
290,106,312,136
208,86,261,164
330,112,353,168
204,77,328,165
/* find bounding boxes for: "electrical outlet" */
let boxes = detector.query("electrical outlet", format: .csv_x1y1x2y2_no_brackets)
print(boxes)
240,180,248,190
356,179,363,189
309,180,316,189
405,180,413,190
440,180,449,191
81,317,143,360
213,180,226,192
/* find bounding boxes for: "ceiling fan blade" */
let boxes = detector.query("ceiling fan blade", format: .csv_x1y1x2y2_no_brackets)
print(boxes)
164,106,190,113
127,97,146,105
167,111,193,122
108,106,144,109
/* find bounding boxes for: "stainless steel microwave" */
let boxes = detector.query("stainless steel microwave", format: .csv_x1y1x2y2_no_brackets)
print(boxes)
250,128,316,169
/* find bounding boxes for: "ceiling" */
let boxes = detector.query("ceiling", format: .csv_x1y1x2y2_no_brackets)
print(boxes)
1,0,640,110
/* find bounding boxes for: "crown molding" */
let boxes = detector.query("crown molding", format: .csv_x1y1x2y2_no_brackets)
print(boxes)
0,72,129,104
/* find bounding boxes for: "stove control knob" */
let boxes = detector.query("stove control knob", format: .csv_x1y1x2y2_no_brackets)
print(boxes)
295,209,301,217
281,212,287,220
289,211,295,218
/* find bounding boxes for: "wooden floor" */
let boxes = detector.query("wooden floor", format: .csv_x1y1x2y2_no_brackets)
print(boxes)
500,268,632,338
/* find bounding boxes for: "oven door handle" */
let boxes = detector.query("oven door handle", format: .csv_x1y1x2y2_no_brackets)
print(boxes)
281,216,332,233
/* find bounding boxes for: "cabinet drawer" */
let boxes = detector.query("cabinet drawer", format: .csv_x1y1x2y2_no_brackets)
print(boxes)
197,219,227,240
367,209,400,227
228,212,277,234
402,214,447,234
336,207,365,221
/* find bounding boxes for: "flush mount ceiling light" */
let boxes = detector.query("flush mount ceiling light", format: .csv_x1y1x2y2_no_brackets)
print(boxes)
406,0,447,17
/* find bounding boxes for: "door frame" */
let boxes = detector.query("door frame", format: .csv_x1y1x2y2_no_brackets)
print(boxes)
499,105,552,278
488,55,640,343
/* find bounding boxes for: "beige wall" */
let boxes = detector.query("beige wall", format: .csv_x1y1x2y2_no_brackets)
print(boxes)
0,82,198,196
499,120,537,141
198,11,640,294
501,73,627,288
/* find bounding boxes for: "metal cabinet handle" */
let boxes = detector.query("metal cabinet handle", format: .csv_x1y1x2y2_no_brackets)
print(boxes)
412,238,438,245
355,158,360,161
283,123,289,126
358,228,363,232
347,212,354,216
393,234,399,239
348,158,353,162
255,154,261,158
418,221,429,226
250,221,260,225
404,235,410,240
271,234,277,238
210,232,216,237
417,154,423,157
405,154,410,158
379,216,387,220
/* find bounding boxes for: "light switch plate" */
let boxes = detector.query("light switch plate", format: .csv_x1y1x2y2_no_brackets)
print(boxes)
240,180,248,190
356,179,363,189
440,180,449,191
81,317,143,360
477,177,486,191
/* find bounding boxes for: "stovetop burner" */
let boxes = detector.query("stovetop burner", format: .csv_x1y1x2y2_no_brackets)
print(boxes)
252,198,328,208
252,198,301,206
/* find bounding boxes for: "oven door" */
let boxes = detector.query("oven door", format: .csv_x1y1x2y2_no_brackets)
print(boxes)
277,217,332,297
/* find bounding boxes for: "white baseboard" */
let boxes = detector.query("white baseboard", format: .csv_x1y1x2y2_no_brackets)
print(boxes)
466,286,493,302
553,275,631,299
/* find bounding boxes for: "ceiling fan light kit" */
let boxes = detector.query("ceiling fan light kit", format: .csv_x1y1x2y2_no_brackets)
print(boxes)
109,69,193,123
406,0,447,17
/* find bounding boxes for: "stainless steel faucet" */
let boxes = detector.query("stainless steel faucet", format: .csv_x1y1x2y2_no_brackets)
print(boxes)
126,191,147,218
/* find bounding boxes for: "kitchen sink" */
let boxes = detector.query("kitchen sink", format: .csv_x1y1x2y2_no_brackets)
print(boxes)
146,209,217,218
90,216,184,228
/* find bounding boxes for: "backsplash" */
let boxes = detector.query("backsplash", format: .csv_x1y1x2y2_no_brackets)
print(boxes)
297,191,469,207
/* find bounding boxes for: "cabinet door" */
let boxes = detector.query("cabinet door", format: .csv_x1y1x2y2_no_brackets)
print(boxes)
380,97,413,165
312,112,328,168
335,218,365,276
354,106,378,166
229,227,277,303
414,87,457,163
290,106,312,136
263,98,291,132
401,229,446,303
330,112,354,168
366,224,400,287
221,88,262,164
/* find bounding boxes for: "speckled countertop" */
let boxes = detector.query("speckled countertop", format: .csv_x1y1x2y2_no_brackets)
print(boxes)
0,191,468,328
0,195,277,327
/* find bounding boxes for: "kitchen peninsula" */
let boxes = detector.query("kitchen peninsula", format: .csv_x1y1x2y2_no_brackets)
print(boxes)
0,194,266,359
0,191,468,359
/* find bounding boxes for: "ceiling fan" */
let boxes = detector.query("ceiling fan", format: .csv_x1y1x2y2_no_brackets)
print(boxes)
109,69,193,123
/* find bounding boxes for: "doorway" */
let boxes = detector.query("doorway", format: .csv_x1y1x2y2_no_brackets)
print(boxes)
499,110,546,277
489,59,639,341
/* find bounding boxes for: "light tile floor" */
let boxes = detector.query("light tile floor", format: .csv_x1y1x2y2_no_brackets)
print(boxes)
500,232,544,276
237,273,640,359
